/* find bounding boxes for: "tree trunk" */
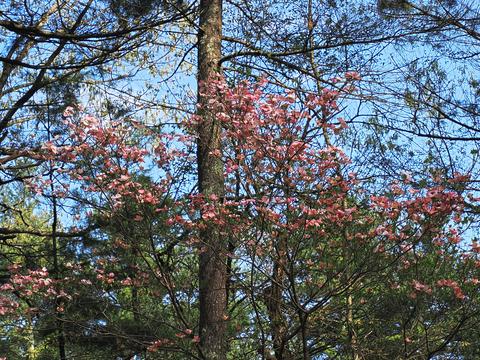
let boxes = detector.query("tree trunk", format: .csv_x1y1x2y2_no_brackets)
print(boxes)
265,235,293,360
26,312,36,360
196,0,227,359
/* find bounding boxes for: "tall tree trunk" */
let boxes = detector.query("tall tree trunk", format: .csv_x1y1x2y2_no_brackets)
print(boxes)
347,292,360,360
46,97,66,360
196,0,227,359
26,312,36,360
52,195,66,360
265,235,292,360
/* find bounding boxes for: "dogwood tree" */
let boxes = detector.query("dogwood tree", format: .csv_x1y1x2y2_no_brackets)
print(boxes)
1,75,478,359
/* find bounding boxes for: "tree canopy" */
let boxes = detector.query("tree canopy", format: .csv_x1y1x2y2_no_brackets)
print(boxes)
1,1,480,359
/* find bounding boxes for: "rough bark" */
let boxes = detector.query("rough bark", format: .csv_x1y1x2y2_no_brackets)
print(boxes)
196,0,227,359
265,235,293,360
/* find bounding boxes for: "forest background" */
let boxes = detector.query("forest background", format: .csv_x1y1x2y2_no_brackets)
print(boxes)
1,0,480,359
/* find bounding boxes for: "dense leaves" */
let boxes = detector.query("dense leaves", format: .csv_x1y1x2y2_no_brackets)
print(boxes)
1,75,479,358
2,1,480,359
